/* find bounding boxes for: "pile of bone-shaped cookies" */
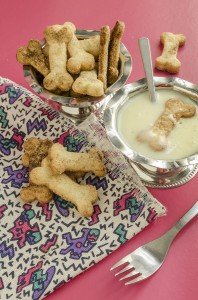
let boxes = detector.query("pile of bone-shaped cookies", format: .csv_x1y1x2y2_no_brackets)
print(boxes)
20,138,106,217
16,21,125,97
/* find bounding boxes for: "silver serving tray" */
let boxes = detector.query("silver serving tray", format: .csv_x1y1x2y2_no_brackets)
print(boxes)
104,77,198,188
23,29,132,122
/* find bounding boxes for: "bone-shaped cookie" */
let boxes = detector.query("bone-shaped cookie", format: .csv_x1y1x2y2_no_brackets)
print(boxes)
137,98,196,151
20,184,53,203
64,22,95,74
108,21,125,85
79,35,100,59
43,24,74,91
43,35,100,59
98,25,110,90
21,137,53,170
155,32,186,73
72,70,104,97
16,39,50,77
29,162,98,217
48,143,106,176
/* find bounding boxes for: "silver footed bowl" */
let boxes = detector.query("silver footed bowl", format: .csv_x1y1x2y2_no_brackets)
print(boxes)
103,77,198,188
23,29,132,121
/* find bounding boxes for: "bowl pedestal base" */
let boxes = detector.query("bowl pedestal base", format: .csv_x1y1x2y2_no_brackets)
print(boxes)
130,162,198,189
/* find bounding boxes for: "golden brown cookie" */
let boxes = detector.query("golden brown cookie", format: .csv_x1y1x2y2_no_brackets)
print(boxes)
65,22,95,74
43,24,74,91
72,70,104,97
79,35,100,59
16,39,49,76
30,161,98,217
48,143,106,176
22,137,53,170
108,21,125,85
98,25,111,90
155,32,186,73
20,185,53,203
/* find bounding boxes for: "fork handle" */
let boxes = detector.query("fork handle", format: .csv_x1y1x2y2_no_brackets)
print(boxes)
165,201,198,243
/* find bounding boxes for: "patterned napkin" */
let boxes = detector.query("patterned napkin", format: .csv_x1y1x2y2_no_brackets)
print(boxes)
0,78,166,300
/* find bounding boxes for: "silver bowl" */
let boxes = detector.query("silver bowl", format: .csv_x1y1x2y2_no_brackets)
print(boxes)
23,29,132,122
104,77,198,188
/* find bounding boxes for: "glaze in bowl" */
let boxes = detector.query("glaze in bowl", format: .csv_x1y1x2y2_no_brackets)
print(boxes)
104,76,198,188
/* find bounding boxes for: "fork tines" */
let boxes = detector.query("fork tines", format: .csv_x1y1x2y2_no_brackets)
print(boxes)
111,257,144,285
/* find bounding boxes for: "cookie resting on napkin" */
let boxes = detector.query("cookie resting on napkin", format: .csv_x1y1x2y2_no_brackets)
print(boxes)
0,77,166,300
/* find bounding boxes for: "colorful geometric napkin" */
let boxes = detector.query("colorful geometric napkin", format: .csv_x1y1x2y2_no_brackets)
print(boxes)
0,77,166,300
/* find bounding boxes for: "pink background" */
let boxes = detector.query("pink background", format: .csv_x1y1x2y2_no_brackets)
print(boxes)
0,1,198,299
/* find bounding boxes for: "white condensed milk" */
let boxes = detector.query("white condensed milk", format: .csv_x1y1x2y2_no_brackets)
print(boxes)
117,89,198,160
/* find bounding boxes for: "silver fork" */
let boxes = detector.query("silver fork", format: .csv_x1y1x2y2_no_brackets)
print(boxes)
111,201,198,285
